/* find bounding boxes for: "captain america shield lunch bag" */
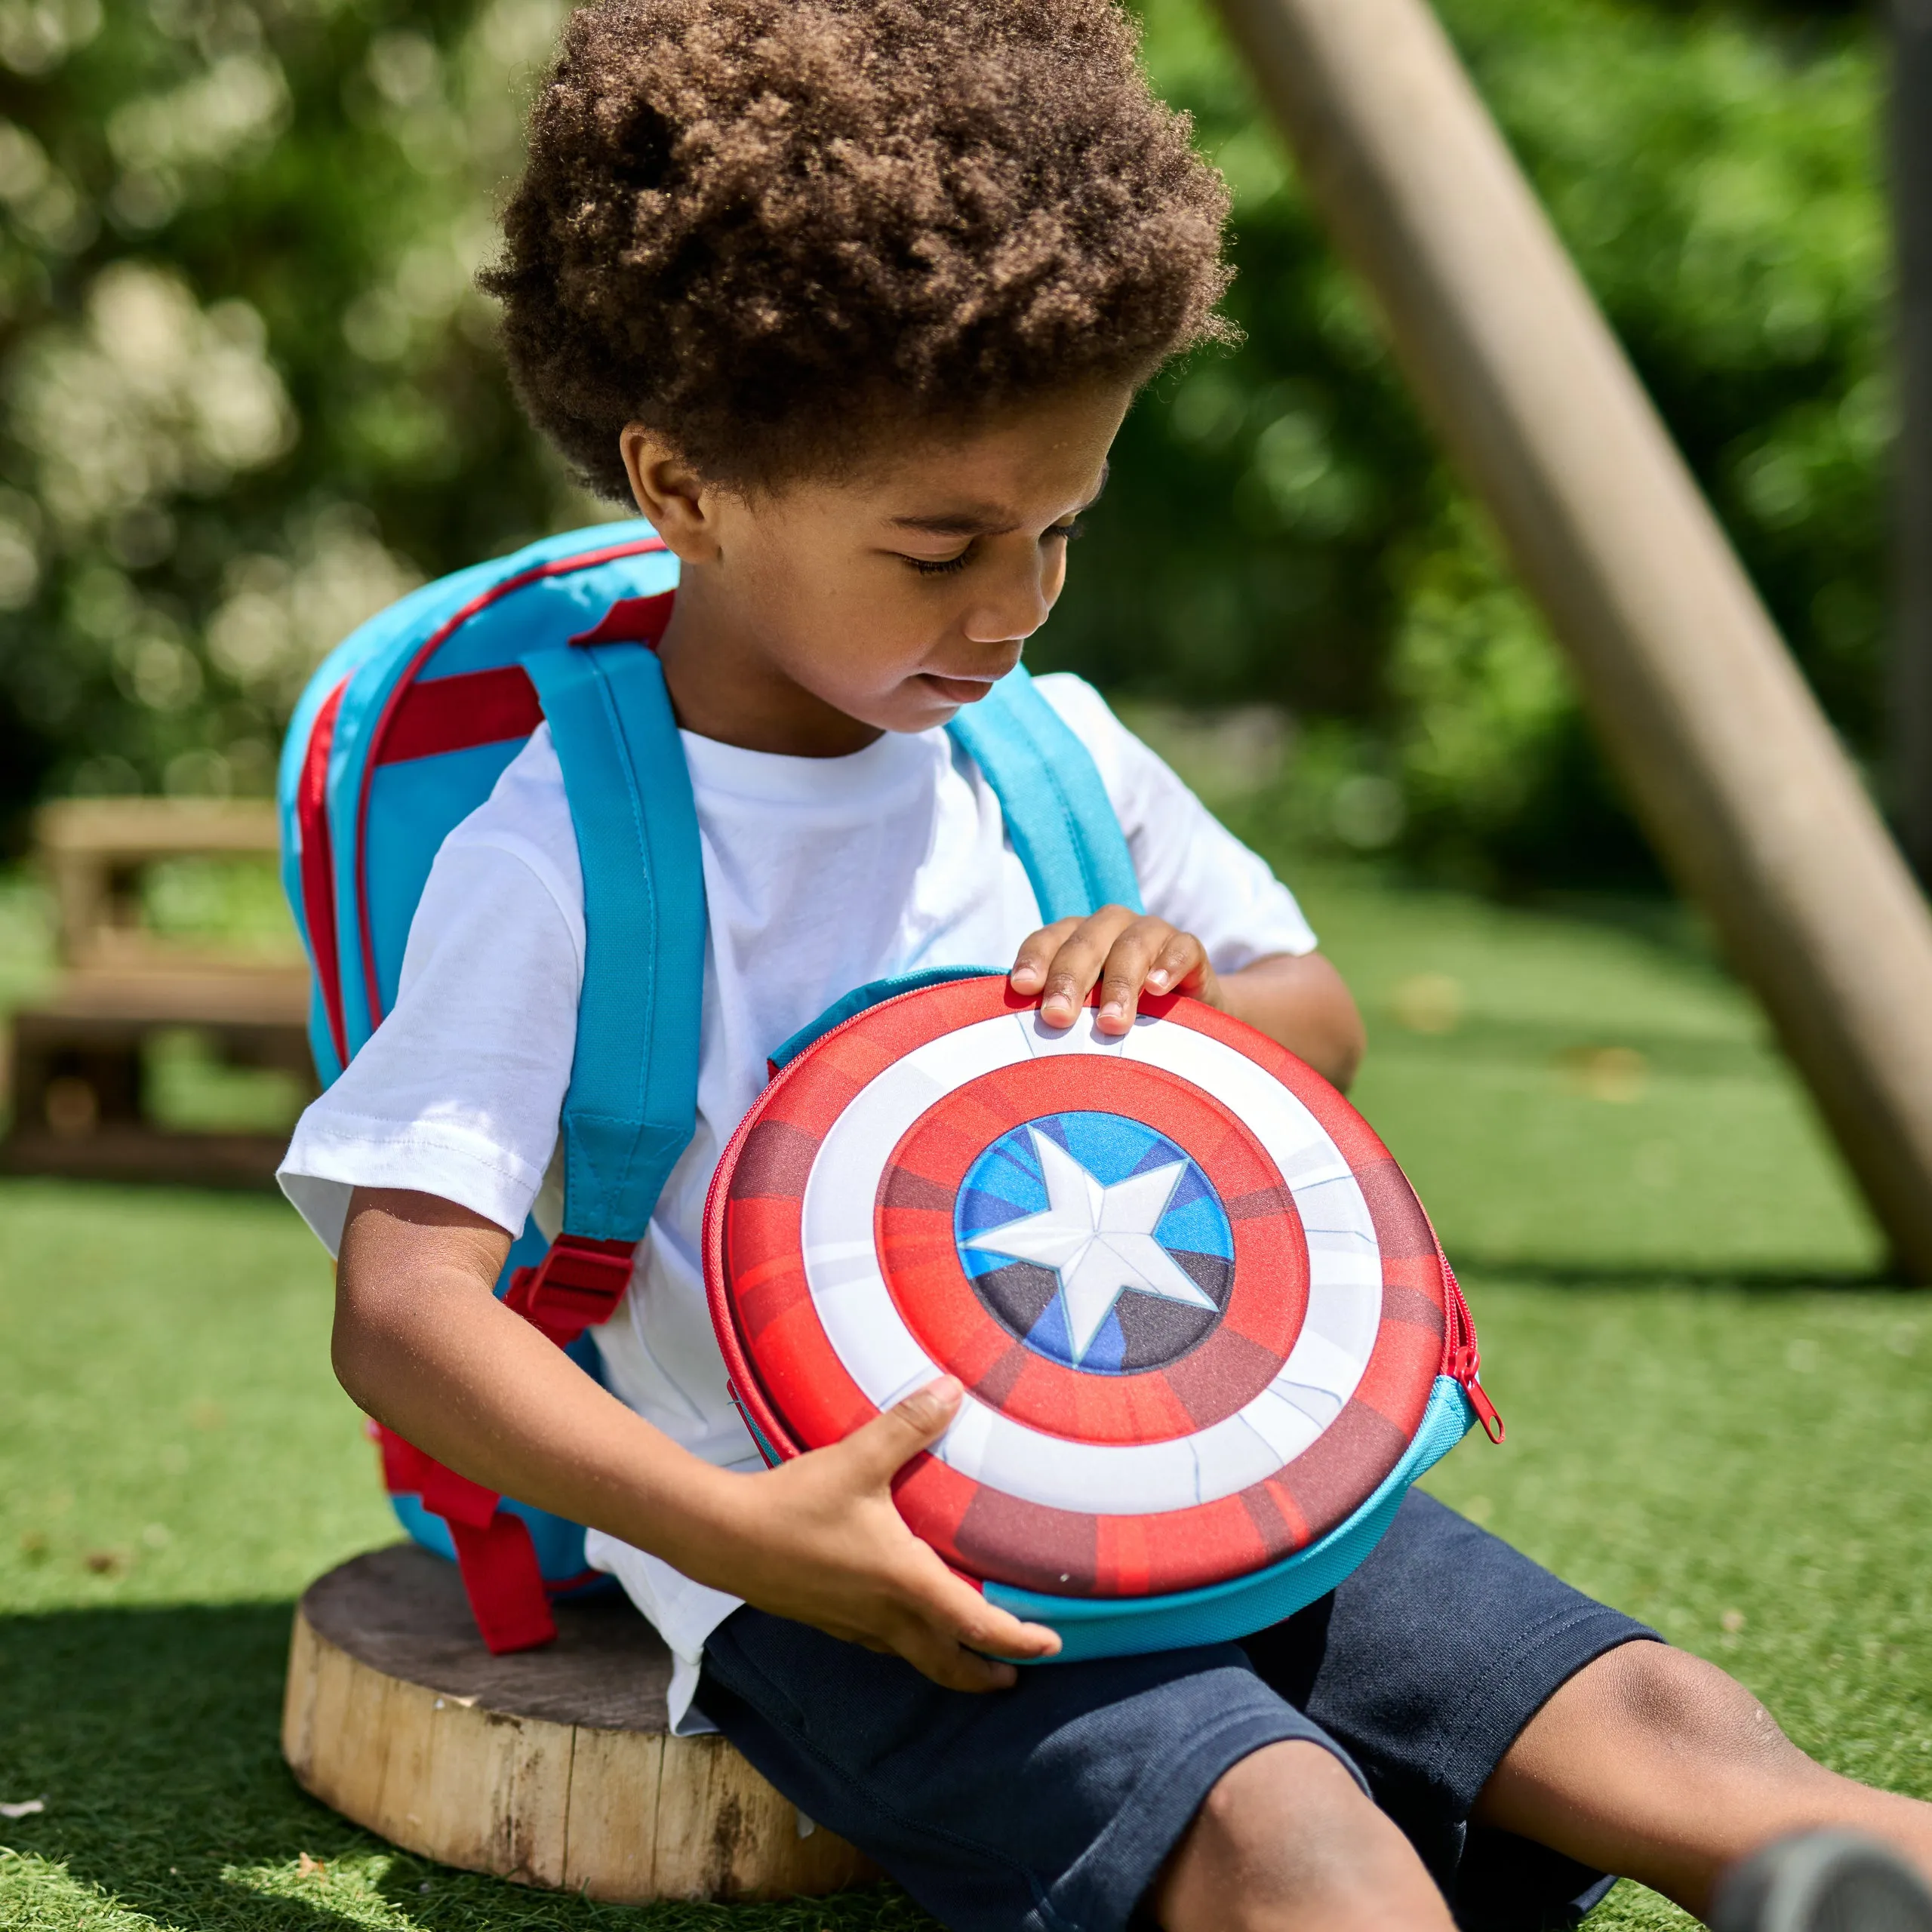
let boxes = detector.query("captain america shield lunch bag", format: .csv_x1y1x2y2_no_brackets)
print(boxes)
705,972,1503,1663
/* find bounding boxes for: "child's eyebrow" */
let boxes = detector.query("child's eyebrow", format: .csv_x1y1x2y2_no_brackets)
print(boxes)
891,507,1015,537
888,466,1110,540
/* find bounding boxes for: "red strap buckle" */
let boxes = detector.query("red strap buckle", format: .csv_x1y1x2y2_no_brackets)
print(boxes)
504,1234,635,1346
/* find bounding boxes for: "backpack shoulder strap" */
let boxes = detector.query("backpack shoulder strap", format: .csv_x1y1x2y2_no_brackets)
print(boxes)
945,666,1143,921
522,641,705,1241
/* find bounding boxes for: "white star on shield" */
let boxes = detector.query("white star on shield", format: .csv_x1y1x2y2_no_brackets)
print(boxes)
961,1126,1219,1364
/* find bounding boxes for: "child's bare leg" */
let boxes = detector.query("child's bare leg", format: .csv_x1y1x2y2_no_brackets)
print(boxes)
1472,1640,1932,1918
1152,1739,1457,1932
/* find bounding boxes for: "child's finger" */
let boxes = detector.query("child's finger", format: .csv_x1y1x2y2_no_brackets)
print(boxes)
954,1601,1061,1664
1037,905,1139,1025
926,1567,1061,1663
894,1622,1020,1693
1143,931,1210,997
841,1376,962,1484
895,1561,1061,1684
1008,918,1081,992
1092,918,1181,1032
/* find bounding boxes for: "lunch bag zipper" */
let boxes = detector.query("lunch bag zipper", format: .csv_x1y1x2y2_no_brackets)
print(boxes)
1440,1254,1505,1443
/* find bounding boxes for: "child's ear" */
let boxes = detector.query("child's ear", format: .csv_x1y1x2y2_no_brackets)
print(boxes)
620,424,719,564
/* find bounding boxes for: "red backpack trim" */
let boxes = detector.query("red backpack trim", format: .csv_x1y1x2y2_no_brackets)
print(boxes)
349,536,667,1034
297,680,350,1069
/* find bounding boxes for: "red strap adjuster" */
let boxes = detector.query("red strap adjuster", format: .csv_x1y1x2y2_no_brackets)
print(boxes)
503,1233,636,1346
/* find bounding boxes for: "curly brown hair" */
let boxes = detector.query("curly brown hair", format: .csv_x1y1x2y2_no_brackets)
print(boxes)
482,0,1235,496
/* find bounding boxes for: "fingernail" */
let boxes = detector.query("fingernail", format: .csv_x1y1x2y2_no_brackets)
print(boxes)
1100,1002,1123,1023
1149,969,1169,987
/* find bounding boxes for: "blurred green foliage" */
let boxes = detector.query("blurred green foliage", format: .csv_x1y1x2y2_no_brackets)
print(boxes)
0,0,1889,892
0,0,583,820
1044,0,1887,886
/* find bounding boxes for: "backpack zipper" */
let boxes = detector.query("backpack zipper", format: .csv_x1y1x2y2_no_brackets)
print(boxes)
1440,1254,1506,1443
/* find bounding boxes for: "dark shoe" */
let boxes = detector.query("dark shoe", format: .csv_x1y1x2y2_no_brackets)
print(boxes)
1712,1832,1932,1932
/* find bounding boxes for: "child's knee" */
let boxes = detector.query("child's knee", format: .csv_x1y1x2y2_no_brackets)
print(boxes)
1156,1739,1445,1930
1598,1641,1800,1770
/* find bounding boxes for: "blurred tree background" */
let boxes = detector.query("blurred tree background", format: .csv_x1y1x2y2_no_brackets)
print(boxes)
0,0,1890,895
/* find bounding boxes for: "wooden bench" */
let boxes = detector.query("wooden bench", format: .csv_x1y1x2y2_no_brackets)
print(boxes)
2,798,313,1186
284,1546,876,1902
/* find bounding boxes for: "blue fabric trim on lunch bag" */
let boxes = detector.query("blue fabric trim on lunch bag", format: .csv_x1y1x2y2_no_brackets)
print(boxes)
768,965,998,1074
524,641,706,1243
946,666,1143,921
983,1378,1478,1662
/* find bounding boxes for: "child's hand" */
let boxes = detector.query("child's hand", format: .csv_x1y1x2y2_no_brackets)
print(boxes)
714,1377,1061,1693
1009,906,1220,1037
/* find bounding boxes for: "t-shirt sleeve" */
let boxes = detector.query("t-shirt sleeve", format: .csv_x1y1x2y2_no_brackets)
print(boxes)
1032,672,1318,972
277,747,586,1257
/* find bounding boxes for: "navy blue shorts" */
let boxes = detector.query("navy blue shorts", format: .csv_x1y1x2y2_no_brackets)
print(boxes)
696,1491,1657,1932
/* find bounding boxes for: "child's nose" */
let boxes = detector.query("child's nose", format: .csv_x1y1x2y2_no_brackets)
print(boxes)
961,558,1055,645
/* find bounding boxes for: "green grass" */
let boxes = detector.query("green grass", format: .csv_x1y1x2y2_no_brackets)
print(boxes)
0,857,1922,1931
1307,865,1881,1281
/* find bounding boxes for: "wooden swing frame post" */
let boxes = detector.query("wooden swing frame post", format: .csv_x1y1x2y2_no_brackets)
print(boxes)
1892,0,1932,881
1209,0,1932,1278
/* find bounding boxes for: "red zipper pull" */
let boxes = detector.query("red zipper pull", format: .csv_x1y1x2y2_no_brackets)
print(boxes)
1441,1257,1506,1444
1451,1344,1506,1444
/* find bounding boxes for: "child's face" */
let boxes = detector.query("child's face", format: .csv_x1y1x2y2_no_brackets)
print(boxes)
624,383,1132,747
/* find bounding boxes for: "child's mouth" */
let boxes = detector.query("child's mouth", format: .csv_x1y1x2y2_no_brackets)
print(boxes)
918,672,1001,704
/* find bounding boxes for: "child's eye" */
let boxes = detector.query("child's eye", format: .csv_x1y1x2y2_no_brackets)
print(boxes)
900,519,1081,577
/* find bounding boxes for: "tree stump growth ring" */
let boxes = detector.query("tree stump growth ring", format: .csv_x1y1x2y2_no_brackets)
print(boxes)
282,1544,877,1901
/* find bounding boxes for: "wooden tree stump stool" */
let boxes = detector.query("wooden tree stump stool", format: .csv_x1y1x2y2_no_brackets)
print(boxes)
282,1545,876,1901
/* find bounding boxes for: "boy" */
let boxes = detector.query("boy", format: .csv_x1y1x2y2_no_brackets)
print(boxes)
280,3,1932,1926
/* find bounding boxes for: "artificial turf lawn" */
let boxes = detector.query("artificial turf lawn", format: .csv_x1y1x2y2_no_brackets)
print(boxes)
0,860,1923,1932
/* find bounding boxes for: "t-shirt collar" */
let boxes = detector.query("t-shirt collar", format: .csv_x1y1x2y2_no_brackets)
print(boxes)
677,721,940,808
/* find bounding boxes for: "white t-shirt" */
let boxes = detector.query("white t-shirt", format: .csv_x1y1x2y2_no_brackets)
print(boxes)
279,672,1316,1731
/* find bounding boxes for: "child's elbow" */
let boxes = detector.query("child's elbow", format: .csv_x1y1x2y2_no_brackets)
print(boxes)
1275,951,1367,1092
1315,994,1367,1092
329,1246,415,1415
330,1287,386,1411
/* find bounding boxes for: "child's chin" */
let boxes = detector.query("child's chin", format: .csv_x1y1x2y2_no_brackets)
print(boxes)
883,683,970,728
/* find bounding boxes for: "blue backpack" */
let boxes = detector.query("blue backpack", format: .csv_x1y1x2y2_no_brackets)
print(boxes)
278,519,1154,1654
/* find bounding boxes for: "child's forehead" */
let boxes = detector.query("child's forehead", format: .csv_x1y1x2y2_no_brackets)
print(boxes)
837,400,1123,526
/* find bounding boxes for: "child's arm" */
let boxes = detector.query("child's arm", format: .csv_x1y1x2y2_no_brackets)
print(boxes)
334,1186,1060,1689
1009,909,1365,1089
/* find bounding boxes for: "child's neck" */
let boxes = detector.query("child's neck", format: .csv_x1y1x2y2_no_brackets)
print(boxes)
655,578,884,760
